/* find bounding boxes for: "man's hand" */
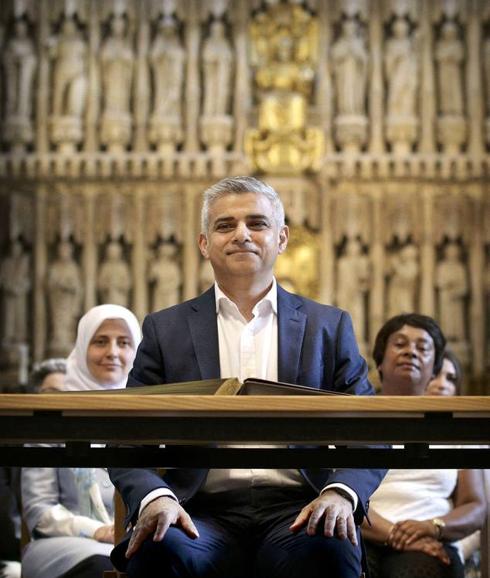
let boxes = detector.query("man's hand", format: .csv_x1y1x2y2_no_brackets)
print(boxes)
289,490,357,546
125,496,199,559
94,524,115,544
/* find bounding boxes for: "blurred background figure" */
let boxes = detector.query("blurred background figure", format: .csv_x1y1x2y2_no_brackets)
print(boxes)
29,358,67,393
426,349,462,396
21,304,141,578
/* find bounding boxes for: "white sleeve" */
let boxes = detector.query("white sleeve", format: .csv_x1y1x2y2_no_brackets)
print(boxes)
35,503,105,539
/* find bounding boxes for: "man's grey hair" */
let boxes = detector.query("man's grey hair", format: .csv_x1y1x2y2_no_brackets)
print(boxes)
30,358,67,391
200,176,286,233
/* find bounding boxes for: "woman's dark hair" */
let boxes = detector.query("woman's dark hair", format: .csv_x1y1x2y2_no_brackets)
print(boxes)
372,313,446,376
441,349,463,393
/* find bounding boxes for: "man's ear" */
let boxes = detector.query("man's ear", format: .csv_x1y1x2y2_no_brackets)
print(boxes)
278,225,289,254
198,233,209,259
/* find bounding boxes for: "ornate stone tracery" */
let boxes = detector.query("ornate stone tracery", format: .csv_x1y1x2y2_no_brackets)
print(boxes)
0,0,488,393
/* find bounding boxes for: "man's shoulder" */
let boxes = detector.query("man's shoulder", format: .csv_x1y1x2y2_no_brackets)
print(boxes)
146,286,215,323
277,285,345,320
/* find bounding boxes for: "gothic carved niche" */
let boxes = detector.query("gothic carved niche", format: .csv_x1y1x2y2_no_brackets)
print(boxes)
331,15,368,153
94,190,133,245
331,190,371,247
97,239,132,307
435,240,468,344
246,1,323,174
145,187,183,245
200,13,234,163
99,12,135,153
384,15,420,155
46,186,85,245
3,17,37,152
148,241,182,311
435,19,467,153
47,238,83,356
433,191,472,245
48,14,88,153
148,15,186,154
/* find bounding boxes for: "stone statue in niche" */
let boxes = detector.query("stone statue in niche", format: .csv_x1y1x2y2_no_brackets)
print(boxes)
435,243,468,343
100,14,134,152
47,240,83,353
149,17,185,153
0,240,31,345
150,18,185,118
385,18,418,118
384,18,419,154
331,18,368,152
435,21,464,116
435,21,466,153
331,19,368,117
97,241,132,307
148,243,181,311
336,238,370,341
386,243,419,319
202,21,234,117
3,19,37,150
49,16,87,151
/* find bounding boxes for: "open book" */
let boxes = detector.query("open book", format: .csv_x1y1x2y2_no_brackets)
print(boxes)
76,378,349,396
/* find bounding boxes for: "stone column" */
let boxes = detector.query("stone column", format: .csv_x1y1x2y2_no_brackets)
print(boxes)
231,0,249,159
469,187,484,376
369,188,384,342
419,187,435,315
33,185,48,361
368,0,384,155
419,0,436,156
316,1,334,154
133,4,150,154
184,2,200,155
35,0,50,158
82,186,97,311
131,188,147,321
183,184,199,300
466,0,484,165
84,0,100,155
318,178,334,304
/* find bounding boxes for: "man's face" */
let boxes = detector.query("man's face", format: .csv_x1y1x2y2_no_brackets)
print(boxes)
198,192,288,286
378,324,436,395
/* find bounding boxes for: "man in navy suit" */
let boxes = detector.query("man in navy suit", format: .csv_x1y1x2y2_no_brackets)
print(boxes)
109,176,386,578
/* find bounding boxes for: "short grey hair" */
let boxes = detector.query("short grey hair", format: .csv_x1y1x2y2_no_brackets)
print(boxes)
200,176,286,233
30,358,67,391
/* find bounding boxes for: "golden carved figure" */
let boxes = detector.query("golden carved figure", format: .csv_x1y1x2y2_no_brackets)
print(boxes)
246,3,323,175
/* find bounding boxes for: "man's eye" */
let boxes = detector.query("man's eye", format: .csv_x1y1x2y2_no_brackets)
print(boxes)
216,223,233,231
249,221,267,229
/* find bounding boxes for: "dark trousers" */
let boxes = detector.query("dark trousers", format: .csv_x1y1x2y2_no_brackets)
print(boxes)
62,554,113,578
126,486,362,578
365,542,464,578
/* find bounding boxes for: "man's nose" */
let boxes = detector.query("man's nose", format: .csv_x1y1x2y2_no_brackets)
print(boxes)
233,222,251,243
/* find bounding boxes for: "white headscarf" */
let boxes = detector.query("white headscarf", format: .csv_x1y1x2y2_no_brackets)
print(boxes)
63,304,142,391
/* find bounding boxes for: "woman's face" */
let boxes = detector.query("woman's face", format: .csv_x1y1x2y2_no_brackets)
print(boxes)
378,324,436,395
86,319,135,386
426,358,458,396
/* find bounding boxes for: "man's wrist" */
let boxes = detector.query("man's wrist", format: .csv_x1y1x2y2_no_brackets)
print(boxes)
331,487,356,510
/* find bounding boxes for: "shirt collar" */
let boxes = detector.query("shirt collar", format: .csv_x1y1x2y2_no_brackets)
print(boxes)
214,277,277,316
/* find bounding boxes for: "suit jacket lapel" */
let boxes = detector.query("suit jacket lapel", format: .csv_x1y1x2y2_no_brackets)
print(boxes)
188,287,221,379
277,285,306,384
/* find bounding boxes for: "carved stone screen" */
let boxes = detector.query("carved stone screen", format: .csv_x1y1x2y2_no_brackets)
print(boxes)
0,0,488,393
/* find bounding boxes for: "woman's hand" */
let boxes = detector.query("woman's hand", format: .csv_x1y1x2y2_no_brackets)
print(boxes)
404,537,451,565
94,524,115,544
387,519,437,549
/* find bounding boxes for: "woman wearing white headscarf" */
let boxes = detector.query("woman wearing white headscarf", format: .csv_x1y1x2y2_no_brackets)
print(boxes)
22,305,141,578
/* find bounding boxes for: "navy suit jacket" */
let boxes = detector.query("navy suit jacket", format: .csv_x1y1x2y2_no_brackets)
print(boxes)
109,285,386,537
